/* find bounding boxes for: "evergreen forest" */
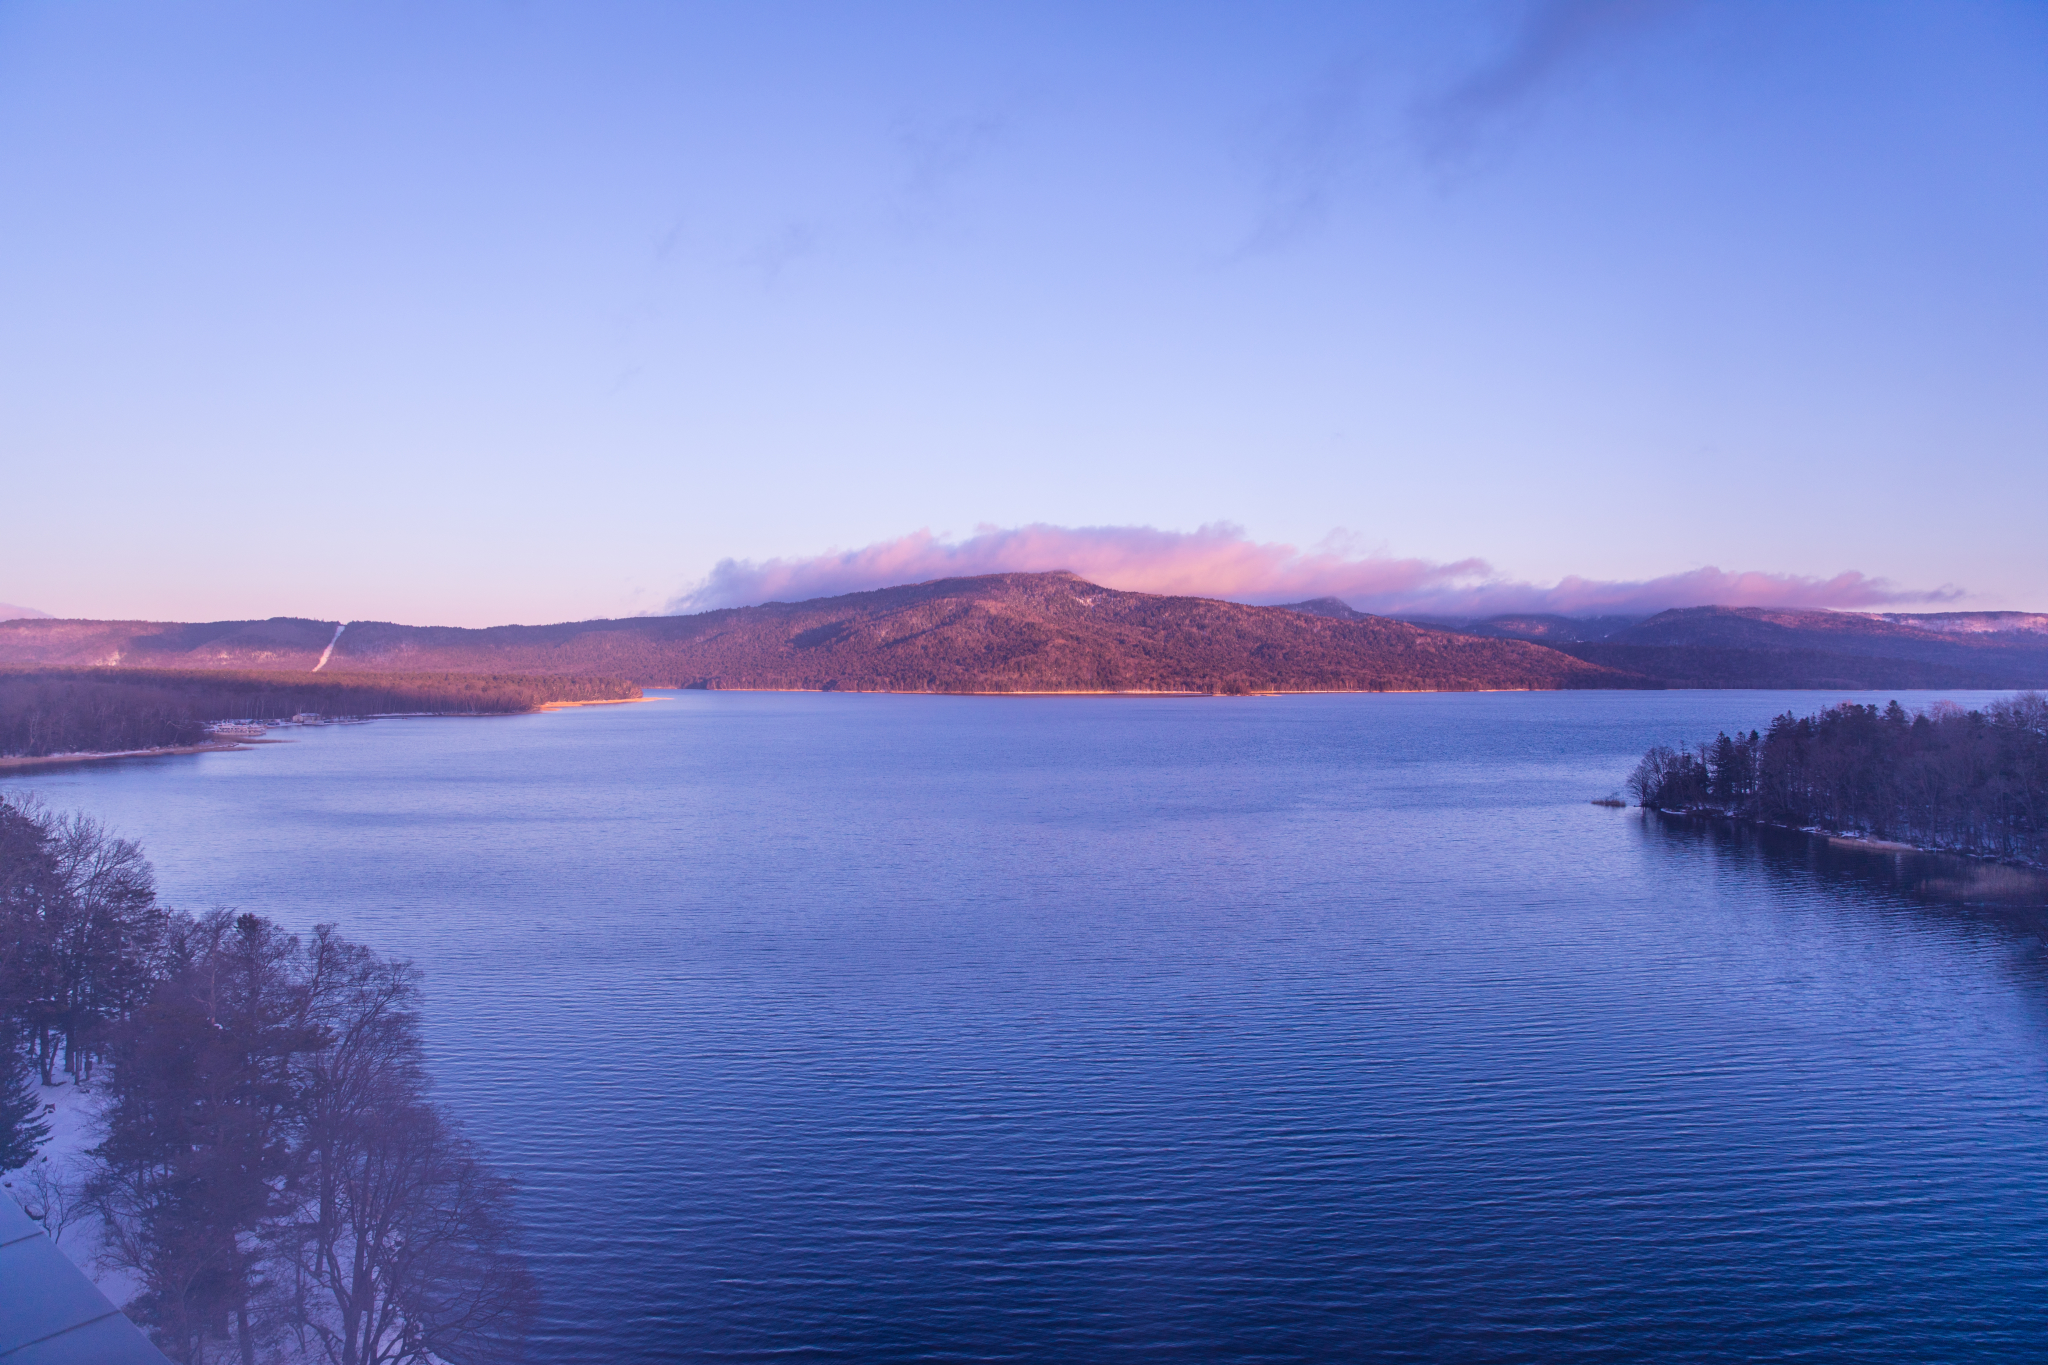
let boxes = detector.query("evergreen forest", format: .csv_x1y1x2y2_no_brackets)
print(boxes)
1629,693,2048,865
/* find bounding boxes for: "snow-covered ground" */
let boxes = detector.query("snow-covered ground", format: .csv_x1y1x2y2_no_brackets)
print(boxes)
2,1075,142,1309
9,1076,448,1362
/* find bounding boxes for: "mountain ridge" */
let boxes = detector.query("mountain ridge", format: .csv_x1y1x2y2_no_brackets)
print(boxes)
6,583,2043,693
0,573,1638,694
1457,605,2048,689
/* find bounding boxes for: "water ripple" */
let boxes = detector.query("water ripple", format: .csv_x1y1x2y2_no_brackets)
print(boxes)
20,690,2048,1362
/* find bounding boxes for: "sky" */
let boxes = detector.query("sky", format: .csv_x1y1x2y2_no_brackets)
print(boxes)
2,0,2044,627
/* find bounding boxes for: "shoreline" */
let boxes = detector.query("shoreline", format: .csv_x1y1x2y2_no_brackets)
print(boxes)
0,699,651,772
536,695,661,710
0,741,252,772
652,685,1614,697
1654,807,2046,874
1826,835,1923,854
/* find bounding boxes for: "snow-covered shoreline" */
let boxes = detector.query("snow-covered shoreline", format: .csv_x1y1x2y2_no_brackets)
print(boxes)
0,741,250,771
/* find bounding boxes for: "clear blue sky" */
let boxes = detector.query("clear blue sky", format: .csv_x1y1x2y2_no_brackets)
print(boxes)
3,1,2044,626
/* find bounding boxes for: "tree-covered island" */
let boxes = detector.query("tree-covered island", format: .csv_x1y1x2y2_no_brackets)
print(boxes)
1629,693,2047,866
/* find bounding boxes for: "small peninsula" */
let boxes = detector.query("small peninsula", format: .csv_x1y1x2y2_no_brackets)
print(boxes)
0,667,640,763
1630,693,2048,866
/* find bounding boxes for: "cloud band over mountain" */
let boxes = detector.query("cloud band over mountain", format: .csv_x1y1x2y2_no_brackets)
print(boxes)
667,524,1961,620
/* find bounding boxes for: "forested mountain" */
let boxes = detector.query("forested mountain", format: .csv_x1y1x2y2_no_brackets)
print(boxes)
1359,605,2048,690
1187,600,2048,687
9,584,2043,694
1434,614,1645,643
1550,607,2048,689
1604,606,2048,660
0,575,1642,694
0,616,340,670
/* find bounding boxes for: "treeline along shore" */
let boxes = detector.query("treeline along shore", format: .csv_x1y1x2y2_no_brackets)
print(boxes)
1630,692,2048,866
0,795,534,1363
0,666,642,759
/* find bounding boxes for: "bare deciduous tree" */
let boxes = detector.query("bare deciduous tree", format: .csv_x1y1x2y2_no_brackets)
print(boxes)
0,798,539,1365
0,796,167,1084
289,1099,533,1365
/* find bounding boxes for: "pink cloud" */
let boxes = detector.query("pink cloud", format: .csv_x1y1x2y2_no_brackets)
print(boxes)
668,523,1961,619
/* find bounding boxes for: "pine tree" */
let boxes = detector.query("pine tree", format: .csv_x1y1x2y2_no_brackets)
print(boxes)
0,1041,49,1170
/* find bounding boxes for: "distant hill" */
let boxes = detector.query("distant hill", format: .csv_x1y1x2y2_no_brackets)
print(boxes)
1872,611,2048,637
1286,602,2048,689
0,615,343,670
1419,613,1644,643
1279,597,1371,622
16,587,2040,694
1602,606,2048,662
0,574,1640,694
1280,598,1645,639
1509,606,2048,689
0,602,50,622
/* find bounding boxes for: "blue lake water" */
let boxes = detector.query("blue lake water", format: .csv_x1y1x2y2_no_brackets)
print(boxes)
13,689,2048,1362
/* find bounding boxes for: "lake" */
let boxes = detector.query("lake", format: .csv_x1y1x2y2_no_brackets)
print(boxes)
14,689,2048,1362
